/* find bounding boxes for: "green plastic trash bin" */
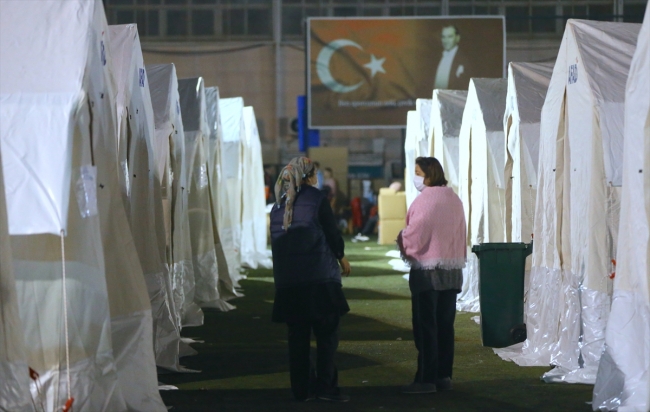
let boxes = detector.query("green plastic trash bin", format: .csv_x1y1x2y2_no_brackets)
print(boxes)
471,242,533,348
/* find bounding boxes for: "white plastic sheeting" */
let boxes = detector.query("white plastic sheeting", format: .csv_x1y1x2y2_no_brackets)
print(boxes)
1,1,126,409
593,7,650,410
457,78,508,313
217,97,246,284
497,21,640,384
428,90,468,194
0,149,31,411
107,24,180,406
179,77,237,310
147,64,204,329
241,106,273,270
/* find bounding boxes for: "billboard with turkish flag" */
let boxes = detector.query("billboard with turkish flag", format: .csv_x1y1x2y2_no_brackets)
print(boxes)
307,17,505,129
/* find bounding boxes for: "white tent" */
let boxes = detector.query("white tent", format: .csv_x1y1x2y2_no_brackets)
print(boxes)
503,62,553,244
502,20,640,384
457,78,508,313
1,1,126,409
593,7,650,410
147,64,204,329
404,99,431,209
492,62,553,365
107,24,182,405
240,106,273,270
218,97,246,284
205,87,240,304
428,90,467,195
0,150,31,411
178,77,236,310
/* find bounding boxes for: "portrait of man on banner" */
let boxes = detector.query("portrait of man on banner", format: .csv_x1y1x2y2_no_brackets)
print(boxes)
434,25,472,90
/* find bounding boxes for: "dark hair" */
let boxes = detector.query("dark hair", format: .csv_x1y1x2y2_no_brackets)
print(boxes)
314,161,320,168
325,167,333,174
415,157,447,187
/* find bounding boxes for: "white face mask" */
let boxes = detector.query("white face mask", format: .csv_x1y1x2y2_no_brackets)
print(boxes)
413,175,426,192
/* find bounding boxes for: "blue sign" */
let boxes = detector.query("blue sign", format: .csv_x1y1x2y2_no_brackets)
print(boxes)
568,64,578,85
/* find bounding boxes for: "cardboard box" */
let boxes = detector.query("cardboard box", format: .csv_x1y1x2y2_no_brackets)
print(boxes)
378,218,405,245
378,190,407,220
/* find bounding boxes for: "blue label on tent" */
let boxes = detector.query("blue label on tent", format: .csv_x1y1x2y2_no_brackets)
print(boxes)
139,68,145,87
100,41,106,66
568,64,578,84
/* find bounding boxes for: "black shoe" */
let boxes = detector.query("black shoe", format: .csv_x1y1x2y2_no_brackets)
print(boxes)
317,393,350,402
401,382,437,394
435,377,452,391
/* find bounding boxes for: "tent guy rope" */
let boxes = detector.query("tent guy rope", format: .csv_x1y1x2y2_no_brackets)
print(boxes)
60,230,74,412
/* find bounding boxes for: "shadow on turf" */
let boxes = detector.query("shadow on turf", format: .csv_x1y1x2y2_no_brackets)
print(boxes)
160,281,413,387
160,381,590,412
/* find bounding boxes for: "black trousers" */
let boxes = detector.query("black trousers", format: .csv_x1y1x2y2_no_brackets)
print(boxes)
411,289,457,383
286,314,340,400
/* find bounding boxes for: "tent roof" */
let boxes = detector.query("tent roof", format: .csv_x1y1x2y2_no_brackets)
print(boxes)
147,64,178,130
205,87,220,141
219,97,244,143
433,89,467,139
471,78,508,132
108,24,139,108
243,106,258,145
178,77,207,134
569,19,640,105
558,19,641,186
509,62,553,125
416,98,432,140
0,0,105,235
0,0,95,95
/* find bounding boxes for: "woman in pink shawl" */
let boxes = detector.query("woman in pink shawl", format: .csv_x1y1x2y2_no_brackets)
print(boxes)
398,157,466,394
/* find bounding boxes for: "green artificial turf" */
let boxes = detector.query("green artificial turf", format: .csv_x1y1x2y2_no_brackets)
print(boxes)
159,237,593,411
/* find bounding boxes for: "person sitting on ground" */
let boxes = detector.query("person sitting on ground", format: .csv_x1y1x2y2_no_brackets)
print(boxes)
353,181,403,242
270,156,352,403
397,157,466,395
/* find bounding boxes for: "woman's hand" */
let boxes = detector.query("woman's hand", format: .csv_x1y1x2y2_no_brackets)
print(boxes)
338,257,351,277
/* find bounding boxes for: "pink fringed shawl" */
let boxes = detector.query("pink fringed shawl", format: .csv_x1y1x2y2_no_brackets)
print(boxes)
398,186,466,270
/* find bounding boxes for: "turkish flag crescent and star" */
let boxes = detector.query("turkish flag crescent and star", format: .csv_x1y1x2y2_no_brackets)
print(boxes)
308,17,504,128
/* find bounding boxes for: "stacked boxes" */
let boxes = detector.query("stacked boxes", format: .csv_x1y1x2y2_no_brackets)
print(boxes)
377,188,407,245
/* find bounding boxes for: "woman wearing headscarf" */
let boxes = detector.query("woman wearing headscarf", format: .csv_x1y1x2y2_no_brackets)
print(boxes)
398,157,466,394
270,157,352,403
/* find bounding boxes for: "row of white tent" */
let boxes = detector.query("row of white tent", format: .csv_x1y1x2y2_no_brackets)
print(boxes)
0,1,271,411
405,13,649,411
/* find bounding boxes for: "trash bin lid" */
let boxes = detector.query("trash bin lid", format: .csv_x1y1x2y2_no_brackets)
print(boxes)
472,242,530,250
471,242,532,252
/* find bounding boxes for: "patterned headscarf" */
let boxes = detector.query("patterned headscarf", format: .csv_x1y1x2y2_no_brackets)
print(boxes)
275,157,315,231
